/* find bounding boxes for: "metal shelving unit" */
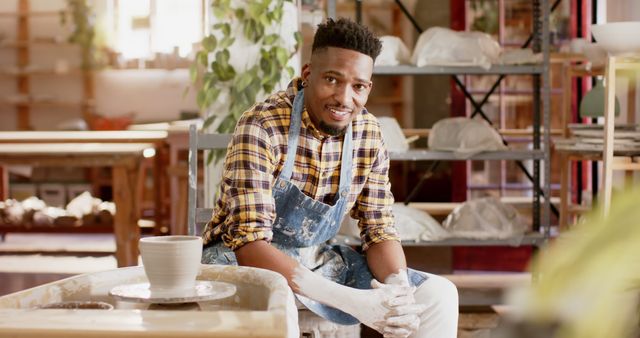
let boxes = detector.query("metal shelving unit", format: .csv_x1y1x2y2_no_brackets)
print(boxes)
331,233,546,247
327,0,552,247
374,64,545,75
389,149,544,161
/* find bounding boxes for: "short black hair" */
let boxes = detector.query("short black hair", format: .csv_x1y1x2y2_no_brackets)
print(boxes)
312,18,382,61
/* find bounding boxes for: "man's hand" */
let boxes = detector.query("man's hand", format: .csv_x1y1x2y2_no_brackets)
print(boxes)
346,282,416,332
292,265,414,333
372,270,428,338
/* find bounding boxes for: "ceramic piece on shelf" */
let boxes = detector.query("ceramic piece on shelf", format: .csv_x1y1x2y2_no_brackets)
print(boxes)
592,21,640,56
579,79,620,118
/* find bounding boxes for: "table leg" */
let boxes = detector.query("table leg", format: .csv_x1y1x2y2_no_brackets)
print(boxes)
113,165,140,267
0,166,7,200
559,153,569,230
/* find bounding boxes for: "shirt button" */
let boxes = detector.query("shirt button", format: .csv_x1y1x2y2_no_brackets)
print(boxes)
279,181,286,188
340,190,348,198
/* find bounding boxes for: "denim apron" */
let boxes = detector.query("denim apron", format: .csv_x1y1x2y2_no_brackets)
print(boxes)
202,89,427,325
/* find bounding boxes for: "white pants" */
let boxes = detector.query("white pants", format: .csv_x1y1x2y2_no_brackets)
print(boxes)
285,272,459,338
413,272,459,338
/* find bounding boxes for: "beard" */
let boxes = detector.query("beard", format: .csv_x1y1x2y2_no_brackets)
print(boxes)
318,120,347,136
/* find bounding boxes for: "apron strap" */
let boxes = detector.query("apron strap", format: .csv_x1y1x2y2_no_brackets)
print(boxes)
336,123,353,203
279,89,305,180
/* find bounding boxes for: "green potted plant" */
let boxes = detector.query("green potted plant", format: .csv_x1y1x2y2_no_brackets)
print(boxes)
191,0,301,162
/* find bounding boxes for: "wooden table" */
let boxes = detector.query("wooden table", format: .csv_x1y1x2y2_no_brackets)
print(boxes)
0,131,168,267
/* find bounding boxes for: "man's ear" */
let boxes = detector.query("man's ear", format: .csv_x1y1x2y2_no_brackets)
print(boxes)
301,63,311,81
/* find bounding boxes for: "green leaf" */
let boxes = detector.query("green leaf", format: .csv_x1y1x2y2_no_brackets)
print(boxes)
260,57,271,74
212,0,231,20
247,2,263,19
219,36,235,49
196,51,208,67
196,90,206,108
203,114,218,130
213,23,231,37
294,31,302,50
215,50,230,67
264,34,278,45
286,66,294,78
259,13,270,26
189,63,198,83
275,47,288,66
206,87,221,106
212,7,226,20
234,8,245,19
272,6,283,22
202,35,217,52
218,114,237,133
243,19,255,41
202,73,213,91
235,72,253,91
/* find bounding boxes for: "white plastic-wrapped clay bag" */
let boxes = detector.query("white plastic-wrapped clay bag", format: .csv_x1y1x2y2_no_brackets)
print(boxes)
378,116,409,153
393,203,450,241
338,203,449,242
442,197,527,243
375,36,411,66
411,27,501,70
428,117,507,158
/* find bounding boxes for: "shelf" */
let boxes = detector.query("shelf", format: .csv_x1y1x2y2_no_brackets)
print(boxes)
0,39,74,48
0,223,155,236
389,149,544,161
0,224,113,234
0,11,60,18
329,233,547,247
402,128,562,138
0,100,94,108
374,64,544,76
0,69,84,76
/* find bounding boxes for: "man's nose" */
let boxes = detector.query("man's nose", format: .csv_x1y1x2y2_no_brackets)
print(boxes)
333,84,352,106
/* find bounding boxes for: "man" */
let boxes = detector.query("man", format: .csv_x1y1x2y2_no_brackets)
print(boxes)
201,18,458,338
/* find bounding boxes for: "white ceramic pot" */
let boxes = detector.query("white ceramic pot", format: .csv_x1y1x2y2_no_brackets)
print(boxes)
139,235,203,291
592,21,640,55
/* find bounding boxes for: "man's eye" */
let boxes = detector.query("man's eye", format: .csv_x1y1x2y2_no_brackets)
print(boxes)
354,84,367,91
325,77,337,83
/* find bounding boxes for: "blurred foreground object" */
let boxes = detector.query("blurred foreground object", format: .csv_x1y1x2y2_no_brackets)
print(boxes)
495,187,640,338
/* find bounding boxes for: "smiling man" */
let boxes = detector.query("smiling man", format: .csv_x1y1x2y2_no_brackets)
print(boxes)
201,18,458,338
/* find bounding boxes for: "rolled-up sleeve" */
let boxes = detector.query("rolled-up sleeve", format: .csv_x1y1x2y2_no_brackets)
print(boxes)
350,136,400,250
219,112,277,251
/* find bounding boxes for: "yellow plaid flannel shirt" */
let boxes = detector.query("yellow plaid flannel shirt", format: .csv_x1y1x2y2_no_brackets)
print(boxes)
202,78,399,250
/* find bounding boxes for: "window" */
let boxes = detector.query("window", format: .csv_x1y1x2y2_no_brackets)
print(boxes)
104,0,203,61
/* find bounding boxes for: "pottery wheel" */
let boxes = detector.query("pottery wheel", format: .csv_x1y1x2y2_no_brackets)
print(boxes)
109,281,236,304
